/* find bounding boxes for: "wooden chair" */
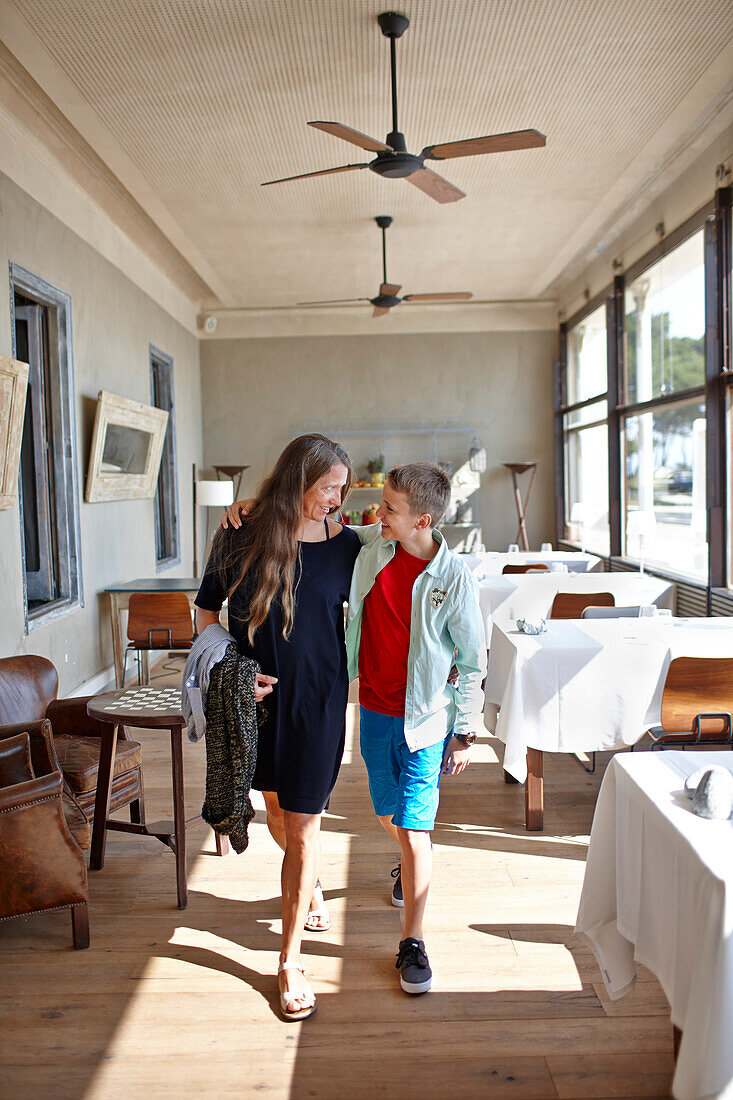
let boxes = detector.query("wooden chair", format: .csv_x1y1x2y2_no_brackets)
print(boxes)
648,657,733,750
0,732,89,948
125,592,195,685
550,592,615,619
502,563,550,574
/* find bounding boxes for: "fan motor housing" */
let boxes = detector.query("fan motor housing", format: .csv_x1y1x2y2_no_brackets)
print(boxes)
369,152,423,179
371,293,401,309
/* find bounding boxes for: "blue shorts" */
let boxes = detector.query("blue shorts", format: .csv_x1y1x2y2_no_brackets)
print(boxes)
359,706,449,831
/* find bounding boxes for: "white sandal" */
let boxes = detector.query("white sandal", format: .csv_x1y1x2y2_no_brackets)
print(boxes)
304,879,331,933
278,961,317,1021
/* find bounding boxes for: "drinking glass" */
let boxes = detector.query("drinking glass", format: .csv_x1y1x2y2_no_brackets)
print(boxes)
507,543,520,553
541,543,552,552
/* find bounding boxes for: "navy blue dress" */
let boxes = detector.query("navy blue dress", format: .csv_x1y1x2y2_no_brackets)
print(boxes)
195,521,361,814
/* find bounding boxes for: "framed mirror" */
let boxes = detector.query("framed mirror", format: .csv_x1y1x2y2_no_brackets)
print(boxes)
85,390,168,502
0,355,30,509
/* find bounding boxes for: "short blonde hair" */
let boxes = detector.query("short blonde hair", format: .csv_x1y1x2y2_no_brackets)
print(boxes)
386,463,451,527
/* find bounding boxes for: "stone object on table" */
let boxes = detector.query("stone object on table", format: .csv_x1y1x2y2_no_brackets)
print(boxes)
684,765,733,819
516,617,548,635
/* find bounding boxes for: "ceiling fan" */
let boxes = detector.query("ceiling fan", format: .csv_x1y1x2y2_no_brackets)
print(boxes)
262,10,546,204
299,215,472,317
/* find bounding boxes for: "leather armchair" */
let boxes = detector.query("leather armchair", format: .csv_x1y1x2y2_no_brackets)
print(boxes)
0,732,89,948
0,656,145,834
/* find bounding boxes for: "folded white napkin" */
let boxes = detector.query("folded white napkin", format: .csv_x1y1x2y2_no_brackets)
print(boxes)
516,617,548,635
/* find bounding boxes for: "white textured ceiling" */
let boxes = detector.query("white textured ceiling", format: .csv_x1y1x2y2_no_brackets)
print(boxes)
4,0,733,322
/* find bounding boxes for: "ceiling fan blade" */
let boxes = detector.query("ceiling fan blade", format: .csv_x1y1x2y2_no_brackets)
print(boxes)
373,307,391,318
309,121,391,153
298,298,370,305
405,167,465,204
380,283,402,296
261,163,369,186
403,293,473,302
422,129,546,161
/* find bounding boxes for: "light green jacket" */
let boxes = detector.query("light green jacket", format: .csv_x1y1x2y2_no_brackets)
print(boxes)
346,524,487,751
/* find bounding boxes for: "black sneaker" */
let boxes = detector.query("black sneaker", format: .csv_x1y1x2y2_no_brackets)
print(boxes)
390,863,403,908
395,937,432,994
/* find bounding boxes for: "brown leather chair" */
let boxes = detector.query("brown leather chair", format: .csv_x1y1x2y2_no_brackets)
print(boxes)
0,731,89,948
0,655,145,829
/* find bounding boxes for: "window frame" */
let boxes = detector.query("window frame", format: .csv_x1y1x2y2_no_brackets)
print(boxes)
556,291,612,549
556,187,732,604
149,345,180,571
10,263,83,631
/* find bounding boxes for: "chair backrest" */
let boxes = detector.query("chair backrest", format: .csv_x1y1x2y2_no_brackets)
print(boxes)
660,657,733,736
127,592,194,648
0,655,59,725
0,732,35,787
549,592,615,619
502,563,550,574
581,605,642,619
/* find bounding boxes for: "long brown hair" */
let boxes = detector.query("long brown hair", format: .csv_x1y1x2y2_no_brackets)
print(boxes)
210,434,352,644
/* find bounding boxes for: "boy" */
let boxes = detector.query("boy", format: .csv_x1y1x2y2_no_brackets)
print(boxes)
345,462,486,994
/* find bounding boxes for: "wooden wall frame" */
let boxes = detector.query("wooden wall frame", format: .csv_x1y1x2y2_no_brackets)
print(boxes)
0,355,30,509
85,390,168,503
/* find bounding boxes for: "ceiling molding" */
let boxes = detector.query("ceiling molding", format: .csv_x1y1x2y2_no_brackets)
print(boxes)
199,300,558,340
1,3,238,306
2,0,732,330
530,38,733,299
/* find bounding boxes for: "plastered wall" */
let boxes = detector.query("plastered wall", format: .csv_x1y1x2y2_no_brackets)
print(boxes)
0,173,203,693
200,329,557,554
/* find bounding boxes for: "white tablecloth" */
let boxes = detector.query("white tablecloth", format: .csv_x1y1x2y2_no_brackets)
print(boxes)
460,550,600,575
576,751,733,1100
478,571,675,641
485,618,733,781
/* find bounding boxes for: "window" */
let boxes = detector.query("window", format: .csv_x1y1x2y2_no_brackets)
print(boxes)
623,399,707,580
621,230,707,581
150,347,179,568
624,232,705,403
11,265,82,625
561,304,610,556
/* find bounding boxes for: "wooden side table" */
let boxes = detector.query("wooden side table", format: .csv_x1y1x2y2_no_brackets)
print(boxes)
87,686,228,909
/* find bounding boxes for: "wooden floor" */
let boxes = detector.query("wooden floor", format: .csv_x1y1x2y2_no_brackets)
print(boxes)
1,662,675,1100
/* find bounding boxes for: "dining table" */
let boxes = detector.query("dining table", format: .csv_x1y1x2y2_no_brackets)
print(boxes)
460,549,601,575
477,569,675,643
576,750,733,1100
484,616,733,829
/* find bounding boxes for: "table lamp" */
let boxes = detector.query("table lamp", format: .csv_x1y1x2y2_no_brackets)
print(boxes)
626,509,656,575
192,464,235,575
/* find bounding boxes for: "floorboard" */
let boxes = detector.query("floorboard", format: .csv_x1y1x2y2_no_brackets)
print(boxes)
0,661,675,1098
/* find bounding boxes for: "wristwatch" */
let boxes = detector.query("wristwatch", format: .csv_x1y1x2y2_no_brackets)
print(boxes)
453,731,477,746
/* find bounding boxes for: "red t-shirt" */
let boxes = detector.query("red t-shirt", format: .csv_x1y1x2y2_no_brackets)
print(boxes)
358,544,428,717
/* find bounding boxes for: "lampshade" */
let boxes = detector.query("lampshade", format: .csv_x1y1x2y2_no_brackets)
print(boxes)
626,509,656,539
196,479,234,507
570,502,586,525
468,435,487,473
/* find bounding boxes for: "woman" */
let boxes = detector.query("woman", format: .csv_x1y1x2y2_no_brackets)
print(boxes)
194,434,361,1020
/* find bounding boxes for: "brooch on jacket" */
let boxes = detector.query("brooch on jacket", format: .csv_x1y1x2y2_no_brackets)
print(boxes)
430,587,447,608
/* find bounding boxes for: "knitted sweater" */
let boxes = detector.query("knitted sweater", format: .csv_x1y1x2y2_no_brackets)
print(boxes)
201,643,261,854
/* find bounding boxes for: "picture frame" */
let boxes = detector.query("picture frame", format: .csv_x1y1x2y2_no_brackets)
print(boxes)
85,390,168,502
0,355,30,510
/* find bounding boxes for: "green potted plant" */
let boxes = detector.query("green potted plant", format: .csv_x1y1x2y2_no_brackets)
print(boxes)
367,454,385,487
